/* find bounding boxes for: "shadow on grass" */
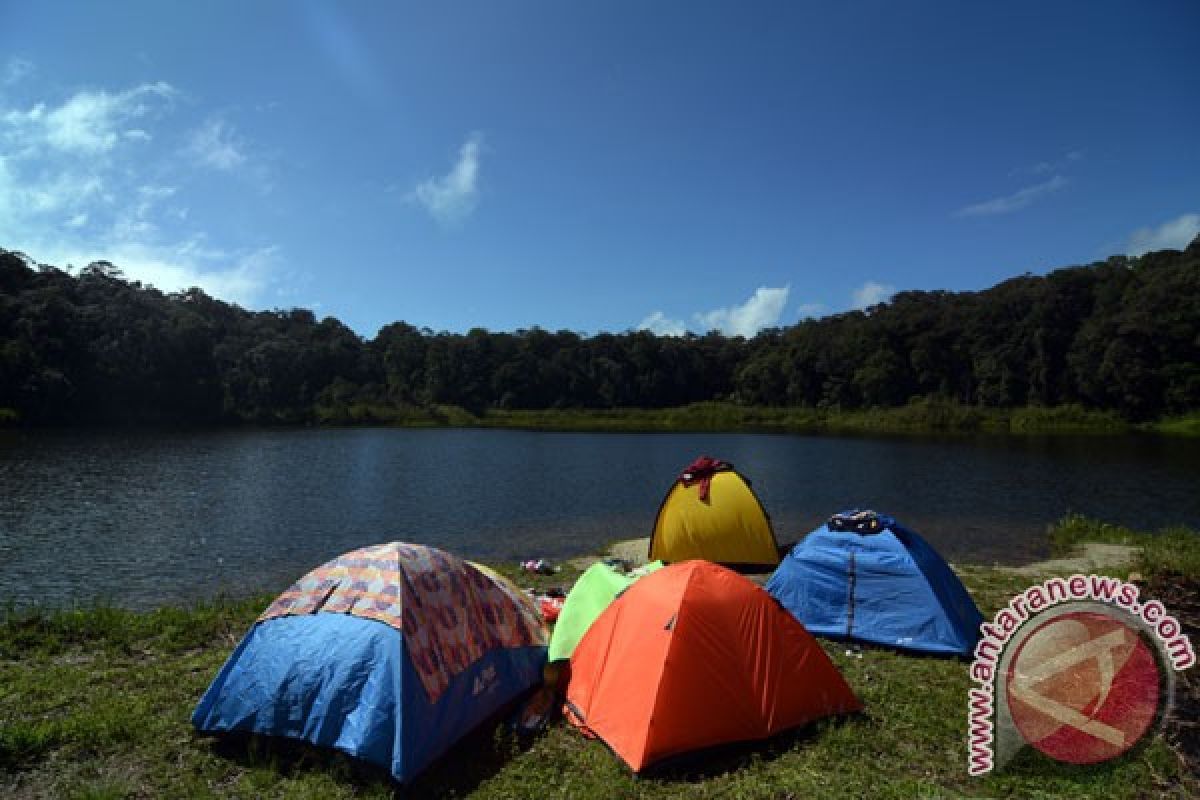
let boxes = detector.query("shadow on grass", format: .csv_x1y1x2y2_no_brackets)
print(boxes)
635,713,861,782
202,711,545,798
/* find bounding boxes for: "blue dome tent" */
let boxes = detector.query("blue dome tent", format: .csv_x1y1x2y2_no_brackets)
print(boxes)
766,511,983,656
192,543,547,783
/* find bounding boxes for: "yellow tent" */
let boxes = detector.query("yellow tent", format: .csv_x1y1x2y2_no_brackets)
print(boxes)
648,460,780,568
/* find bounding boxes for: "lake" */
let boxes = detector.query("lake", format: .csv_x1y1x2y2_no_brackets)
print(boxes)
1,427,1197,609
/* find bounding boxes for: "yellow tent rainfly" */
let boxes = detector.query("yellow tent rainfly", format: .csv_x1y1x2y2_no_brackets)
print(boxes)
648,456,781,569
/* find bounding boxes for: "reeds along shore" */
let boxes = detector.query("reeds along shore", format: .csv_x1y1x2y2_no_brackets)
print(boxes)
307,400,1200,436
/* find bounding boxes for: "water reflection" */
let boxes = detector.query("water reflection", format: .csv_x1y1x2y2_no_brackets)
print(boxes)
0,427,1196,609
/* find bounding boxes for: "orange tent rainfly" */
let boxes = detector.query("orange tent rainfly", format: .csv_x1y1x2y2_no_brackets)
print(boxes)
565,561,861,772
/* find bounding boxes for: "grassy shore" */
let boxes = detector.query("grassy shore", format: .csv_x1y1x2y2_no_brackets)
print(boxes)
8,400,1197,435
310,400,1200,437
1,518,1196,799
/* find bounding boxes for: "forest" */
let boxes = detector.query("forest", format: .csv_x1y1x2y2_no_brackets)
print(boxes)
1,236,1198,426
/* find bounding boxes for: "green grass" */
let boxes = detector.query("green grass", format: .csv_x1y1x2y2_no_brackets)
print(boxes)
22,398,1199,436
1,531,1195,799
1007,405,1127,434
472,400,1147,437
1048,513,1200,579
1150,412,1200,437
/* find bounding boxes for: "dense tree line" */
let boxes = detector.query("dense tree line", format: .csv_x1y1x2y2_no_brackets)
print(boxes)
1,237,1198,425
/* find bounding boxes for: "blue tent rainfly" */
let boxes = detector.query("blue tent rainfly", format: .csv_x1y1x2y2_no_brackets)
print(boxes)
766,511,984,656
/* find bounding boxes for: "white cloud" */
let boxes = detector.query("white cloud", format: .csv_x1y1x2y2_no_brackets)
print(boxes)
32,240,278,307
187,118,246,170
796,302,826,318
695,286,789,337
637,286,793,337
0,154,105,222
956,175,1068,217
109,186,177,242
1127,213,1200,256
411,132,484,225
27,83,174,155
1023,150,1084,176
0,74,280,309
637,311,687,337
3,57,34,86
852,281,895,310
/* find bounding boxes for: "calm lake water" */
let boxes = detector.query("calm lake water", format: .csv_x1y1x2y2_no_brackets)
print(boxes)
1,427,1197,609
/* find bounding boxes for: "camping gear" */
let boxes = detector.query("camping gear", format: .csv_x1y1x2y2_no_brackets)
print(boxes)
537,594,565,623
547,560,663,662
565,561,861,772
679,455,731,501
648,457,780,569
512,662,567,736
766,510,984,656
521,558,560,575
192,543,548,784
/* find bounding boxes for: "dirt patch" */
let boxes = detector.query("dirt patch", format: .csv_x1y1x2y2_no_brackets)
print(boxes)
996,542,1140,577
568,537,650,571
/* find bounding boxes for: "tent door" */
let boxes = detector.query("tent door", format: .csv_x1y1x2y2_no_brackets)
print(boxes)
845,550,857,638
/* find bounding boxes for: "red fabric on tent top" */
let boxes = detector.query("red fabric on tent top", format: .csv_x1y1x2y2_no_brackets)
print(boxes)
679,456,732,502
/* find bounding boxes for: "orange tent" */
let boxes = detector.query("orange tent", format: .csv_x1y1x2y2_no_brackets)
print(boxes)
565,561,861,772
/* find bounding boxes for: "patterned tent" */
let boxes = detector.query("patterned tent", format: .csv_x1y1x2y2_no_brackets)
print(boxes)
192,543,547,783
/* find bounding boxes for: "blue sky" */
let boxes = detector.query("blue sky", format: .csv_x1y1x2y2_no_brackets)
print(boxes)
1,2,1197,337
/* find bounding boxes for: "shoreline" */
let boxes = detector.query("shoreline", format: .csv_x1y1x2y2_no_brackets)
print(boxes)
0,537,1151,615
2,519,1195,799
5,401,1200,437
568,536,1141,580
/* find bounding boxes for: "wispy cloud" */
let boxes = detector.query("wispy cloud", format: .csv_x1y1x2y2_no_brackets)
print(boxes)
1127,213,1200,255
3,57,34,87
796,302,826,318
1019,150,1084,176
0,68,280,308
0,81,174,233
955,174,1068,218
410,132,484,225
187,118,246,171
637,311,687,336
1,82,175,157
851,281,895,310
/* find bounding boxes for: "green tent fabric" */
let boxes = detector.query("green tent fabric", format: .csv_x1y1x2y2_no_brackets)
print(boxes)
548,561,663,662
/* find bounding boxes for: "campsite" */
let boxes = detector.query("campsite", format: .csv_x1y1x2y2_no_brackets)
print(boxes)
2,453,1197,798
3,3,1199,798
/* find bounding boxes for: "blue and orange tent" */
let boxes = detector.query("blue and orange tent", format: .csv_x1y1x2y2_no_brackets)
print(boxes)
766,511,983,656
192,543,547,783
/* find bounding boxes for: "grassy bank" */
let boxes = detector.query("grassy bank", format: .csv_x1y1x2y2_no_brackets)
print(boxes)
1152,412,1200,437
1,520,1196,799
1049,513,1200,578
311,400,1197,437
